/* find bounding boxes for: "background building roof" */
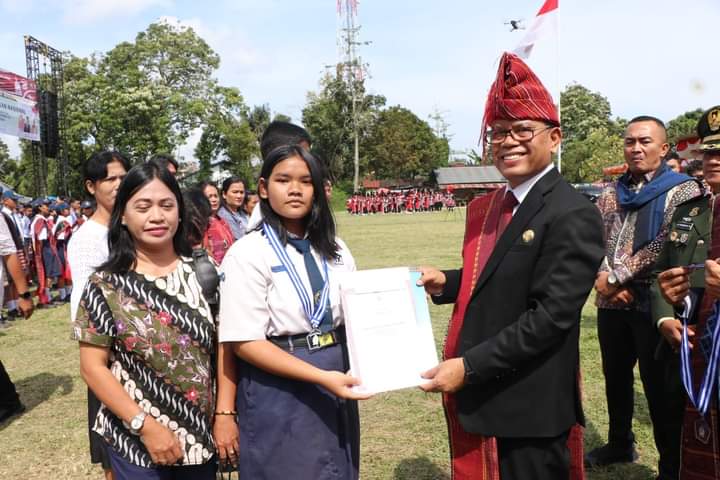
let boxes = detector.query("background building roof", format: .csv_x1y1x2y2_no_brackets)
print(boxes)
434,165,506,187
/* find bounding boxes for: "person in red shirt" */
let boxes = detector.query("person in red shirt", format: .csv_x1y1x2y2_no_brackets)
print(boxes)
199,181,235,264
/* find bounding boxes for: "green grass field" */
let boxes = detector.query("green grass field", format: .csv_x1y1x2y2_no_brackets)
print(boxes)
0,209,659,479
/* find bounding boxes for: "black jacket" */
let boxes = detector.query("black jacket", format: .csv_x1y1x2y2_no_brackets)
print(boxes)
434,168,604,438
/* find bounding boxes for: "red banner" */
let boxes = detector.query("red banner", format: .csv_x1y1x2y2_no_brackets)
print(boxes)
0,69,37,102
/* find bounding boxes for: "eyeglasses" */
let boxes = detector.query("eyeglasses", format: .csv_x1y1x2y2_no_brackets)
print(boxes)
486,125,554,144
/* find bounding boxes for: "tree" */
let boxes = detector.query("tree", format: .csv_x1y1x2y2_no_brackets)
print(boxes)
561,127,625,183
0,138,13,181
4,141,36,195
466,149,483,165
64,20,228,164
247,104,271,146
364,106,449,179
273,113,292,123
559,83,627,182
666,108,704,143
560,84,617,143
302,73,385,184
194,86,257,183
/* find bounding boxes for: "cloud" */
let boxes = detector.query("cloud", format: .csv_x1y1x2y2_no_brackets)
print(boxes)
61,0,172,24
157,15,260,72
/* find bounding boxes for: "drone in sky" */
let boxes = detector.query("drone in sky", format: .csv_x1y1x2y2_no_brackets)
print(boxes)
504,19,525,32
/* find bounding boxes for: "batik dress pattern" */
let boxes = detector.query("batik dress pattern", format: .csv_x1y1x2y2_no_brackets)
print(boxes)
72,258,216,468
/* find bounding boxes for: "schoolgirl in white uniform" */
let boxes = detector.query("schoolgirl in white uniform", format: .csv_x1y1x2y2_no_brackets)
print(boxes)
218,145,370,479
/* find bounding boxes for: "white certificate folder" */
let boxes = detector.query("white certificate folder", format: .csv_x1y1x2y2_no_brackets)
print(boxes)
339,267,438,394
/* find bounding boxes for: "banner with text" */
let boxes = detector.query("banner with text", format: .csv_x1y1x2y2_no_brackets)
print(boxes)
0,69,37,102
0,91,40,141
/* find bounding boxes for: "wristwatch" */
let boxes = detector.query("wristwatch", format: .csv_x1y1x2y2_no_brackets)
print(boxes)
128,411,147,435
19,291,31,300
607,271,618,286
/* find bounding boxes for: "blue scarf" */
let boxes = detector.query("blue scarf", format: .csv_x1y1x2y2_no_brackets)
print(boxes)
616,164,691,253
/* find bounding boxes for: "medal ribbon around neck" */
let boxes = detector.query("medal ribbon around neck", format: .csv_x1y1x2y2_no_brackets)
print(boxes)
680,295,720,416
262,221,330,330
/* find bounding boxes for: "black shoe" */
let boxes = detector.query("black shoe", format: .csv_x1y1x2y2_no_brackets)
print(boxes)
584,443,638,468
0,402,25,423
6,310,19,320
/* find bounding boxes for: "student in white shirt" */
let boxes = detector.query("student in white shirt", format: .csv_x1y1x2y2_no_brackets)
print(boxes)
52,203,73,302
219,145,370,479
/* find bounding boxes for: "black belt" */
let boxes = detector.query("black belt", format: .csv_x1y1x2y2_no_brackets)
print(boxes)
268,326,346,352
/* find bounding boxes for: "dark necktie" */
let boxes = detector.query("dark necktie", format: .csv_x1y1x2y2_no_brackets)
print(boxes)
497,190,518,237
287,238,333,332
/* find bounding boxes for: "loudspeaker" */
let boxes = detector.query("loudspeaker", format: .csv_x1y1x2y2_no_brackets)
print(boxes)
39,90,59,158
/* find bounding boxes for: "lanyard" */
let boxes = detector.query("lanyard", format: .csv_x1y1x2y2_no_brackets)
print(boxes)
262,222,330,331
680,295,720,416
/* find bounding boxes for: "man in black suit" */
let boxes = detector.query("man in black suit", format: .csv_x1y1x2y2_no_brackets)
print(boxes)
419,52,604,480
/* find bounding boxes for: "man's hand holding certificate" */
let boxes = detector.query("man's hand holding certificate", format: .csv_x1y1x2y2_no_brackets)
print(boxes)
339,267,438,394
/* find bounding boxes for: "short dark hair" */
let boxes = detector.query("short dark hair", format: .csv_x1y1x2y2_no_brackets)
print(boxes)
258,145,338,260
686,159,703,175
99,162,191,274
149,153,179,171
665,151,680,161
82,151,132,195
628,115,666,131
260,121,312,160
183,188,212,247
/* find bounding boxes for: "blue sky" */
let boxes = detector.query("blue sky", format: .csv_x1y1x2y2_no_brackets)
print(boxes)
0,0,718,161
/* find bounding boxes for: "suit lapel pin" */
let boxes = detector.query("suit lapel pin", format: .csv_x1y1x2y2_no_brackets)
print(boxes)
522,229,535,244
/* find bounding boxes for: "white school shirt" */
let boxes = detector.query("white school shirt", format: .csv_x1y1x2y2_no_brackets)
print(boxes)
67,220,109,322
0,215,17,302
30,215,49,242
218,229,357,342
17,214,30,240
54,215,71,240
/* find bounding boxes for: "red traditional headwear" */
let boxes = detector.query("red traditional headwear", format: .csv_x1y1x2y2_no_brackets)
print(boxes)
481,52,559,151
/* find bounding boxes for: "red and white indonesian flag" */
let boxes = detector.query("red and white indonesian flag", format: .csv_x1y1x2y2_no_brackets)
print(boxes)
512,0,559,106
513,0,558,60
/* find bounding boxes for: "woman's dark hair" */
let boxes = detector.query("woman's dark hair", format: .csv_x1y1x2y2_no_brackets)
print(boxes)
258,145,338,259
99,162,191,274
221,176,246,194
149,153,179,171
82,151,132,195
196,180,218,194
183,188,212,247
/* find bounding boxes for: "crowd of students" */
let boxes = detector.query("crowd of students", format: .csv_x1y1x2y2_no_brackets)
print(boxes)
0,194,94,327
345,190,456,215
